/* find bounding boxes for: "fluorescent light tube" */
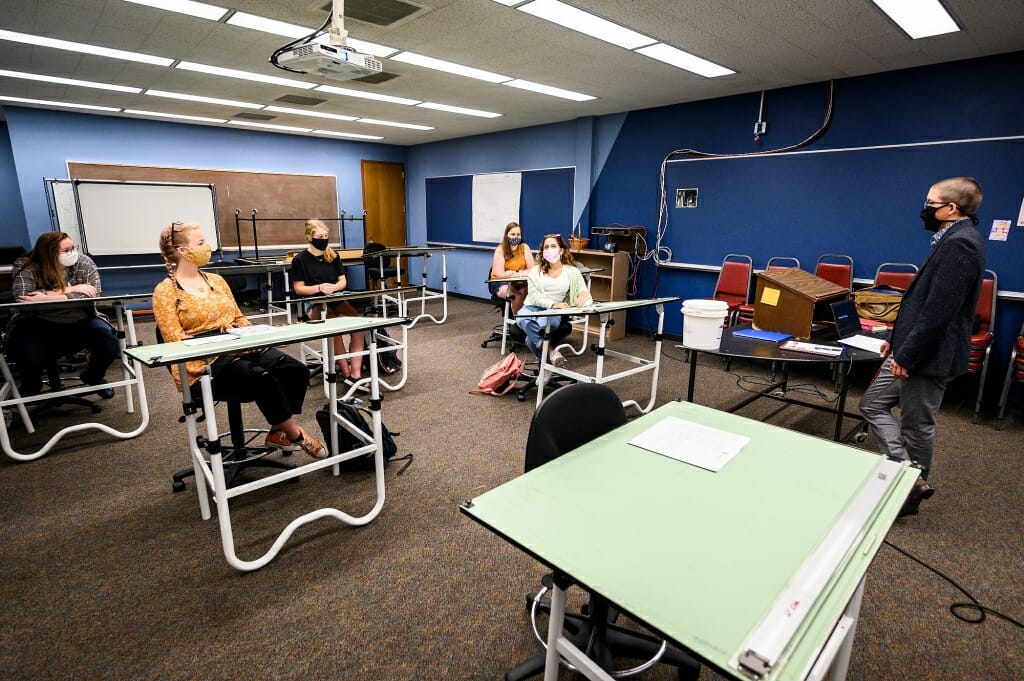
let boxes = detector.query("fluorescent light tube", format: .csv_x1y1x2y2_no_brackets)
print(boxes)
124,109,227,123
634,43,735,78
145,89,262,108
490,0,525,5
176,61,316,89
517,0,656,49
356,118,433,130
313,129,384,140
871,0,959,39
417,102,502,118
264,105,357,121
0,69,142,93
503,79,595,101
344,38,398,59
0,95,121,112
228,121,313,132
123,0,228,21
0,29,174,66
314,85,420,106
392,52,510,83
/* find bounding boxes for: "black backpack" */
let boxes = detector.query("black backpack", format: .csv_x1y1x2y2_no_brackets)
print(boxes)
315,400,411,473
375,327,402,375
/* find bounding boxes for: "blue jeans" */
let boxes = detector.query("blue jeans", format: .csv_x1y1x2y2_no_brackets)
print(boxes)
7,315,121,396
517,306,563,359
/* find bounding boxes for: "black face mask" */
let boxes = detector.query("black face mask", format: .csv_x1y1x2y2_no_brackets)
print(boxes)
311,237,329,251
507,236,522,247
919,206,943,232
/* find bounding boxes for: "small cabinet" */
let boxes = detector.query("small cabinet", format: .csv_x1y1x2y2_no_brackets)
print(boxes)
571,248,630,340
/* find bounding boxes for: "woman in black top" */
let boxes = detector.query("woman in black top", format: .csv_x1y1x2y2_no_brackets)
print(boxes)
289,219,365,385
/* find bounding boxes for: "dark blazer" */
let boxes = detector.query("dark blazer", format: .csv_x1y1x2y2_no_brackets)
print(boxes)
891,219,985,378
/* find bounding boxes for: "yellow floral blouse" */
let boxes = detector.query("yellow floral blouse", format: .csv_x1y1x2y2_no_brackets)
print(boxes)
152,273,250,391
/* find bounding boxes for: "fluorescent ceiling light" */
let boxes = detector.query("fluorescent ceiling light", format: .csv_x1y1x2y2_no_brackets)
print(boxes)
123,0,228,21
228,121,313,133
264,105,357,121
417,102,502,118
517,0,656,49
145,89,262,109
226,12,398,57
356,118,433,130
871,0,959,39
314,129,384,140
391,52,510,83
124,109,227,123
0,69,143,93
314,85,420,106
0,29,174,66
634,43,735,78
176,61,316,89
490,0,525,5
0,95,121,112
503,79,595,101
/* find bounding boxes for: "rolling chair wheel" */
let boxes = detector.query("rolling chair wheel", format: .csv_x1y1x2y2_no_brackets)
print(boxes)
854,432,867,444
517,393,526,402
171,480,187,493
481,341,488,348
90,403,102,414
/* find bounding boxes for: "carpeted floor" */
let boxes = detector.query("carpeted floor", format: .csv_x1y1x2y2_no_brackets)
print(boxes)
1,295,1021,681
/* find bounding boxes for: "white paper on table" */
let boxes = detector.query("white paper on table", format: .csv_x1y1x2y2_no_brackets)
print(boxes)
227,324,275,337
182,334,233,346
628,415,749,472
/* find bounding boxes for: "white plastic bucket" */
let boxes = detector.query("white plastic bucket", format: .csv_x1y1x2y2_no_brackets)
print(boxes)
682,299,729,350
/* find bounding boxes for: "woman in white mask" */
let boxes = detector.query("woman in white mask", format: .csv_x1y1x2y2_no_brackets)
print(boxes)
7,231,120,398
517,234,592,365
153,222,326,459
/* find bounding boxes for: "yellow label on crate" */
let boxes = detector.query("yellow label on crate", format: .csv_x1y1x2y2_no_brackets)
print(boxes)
760,287,780,306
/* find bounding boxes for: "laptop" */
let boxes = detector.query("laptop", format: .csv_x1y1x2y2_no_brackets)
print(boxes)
829,299,887,354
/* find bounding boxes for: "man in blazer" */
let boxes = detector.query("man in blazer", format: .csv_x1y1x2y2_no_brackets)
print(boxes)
860,177,986,517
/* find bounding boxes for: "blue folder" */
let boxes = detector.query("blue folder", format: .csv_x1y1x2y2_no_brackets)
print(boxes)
732,328,792,343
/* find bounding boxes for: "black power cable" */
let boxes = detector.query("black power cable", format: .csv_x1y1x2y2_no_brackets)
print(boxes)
884,540,1023,629
269,12,333,74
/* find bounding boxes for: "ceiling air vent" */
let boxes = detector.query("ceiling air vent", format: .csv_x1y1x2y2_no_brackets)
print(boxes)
275,94,328,106
233,112,276,121
353,71,399,85
321,0,423,26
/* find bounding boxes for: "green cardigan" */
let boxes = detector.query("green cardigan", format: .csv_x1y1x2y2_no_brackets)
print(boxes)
523,264,592,309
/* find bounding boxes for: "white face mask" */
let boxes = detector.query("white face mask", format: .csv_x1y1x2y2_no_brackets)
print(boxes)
59,249,79,267
542,248,561,264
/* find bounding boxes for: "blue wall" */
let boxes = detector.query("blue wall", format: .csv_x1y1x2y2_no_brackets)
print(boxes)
0,122,28,248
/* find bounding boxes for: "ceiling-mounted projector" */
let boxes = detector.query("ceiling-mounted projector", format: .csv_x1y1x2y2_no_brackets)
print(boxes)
277,43,383,80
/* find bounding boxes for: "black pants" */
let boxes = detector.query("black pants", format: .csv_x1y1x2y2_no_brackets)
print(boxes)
7,315,121,396
192,348,309,427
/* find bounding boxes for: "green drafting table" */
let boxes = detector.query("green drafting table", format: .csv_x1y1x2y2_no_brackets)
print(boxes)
461,400,918,681
281,285,424,397
0,293,152,461
516,297,680,413
126,315,408,571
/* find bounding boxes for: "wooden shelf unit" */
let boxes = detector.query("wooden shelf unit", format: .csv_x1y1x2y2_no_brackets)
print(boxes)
571,248,630,340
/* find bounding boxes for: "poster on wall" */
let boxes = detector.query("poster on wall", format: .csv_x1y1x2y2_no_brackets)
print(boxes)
472,172,521,242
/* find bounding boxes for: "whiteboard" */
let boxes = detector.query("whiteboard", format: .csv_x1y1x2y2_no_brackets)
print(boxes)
48,180,83,247
74,181,219,255
472,172,521,242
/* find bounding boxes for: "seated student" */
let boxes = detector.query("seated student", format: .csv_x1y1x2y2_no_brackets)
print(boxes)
518,234,592,366
6,231,120,398
152,222,325,459
289,219,366,388
489,221,535,314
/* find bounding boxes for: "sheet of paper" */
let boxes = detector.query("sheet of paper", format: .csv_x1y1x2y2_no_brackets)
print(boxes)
760,287,780,306
1017,196,1024,227
628,415,749,472
227,324,275,337
989,219,1010,241
182,334,233,346
839,334,886,354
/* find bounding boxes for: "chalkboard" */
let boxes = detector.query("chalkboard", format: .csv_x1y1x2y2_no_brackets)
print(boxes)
426,166,575,247
67,162,338,249
663,137,1024,290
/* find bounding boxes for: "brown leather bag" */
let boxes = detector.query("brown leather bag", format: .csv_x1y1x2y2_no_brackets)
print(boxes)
854,287,905,323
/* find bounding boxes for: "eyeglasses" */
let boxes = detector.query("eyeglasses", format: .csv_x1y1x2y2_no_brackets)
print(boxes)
923,200,951,208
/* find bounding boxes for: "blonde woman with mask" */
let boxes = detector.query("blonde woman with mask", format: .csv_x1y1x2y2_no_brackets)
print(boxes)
289,219,365,388
153,222,325,459
489,221,535,314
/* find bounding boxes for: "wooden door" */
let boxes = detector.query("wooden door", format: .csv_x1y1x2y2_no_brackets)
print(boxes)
361,161,406,247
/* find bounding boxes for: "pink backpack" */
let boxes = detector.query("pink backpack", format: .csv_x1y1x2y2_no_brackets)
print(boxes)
470,352,525,396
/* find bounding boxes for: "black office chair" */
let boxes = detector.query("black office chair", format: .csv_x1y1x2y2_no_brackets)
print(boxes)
506,383,701,681
514,317,575,402
362,242,399,314
206,260,262,308
153,327,295,492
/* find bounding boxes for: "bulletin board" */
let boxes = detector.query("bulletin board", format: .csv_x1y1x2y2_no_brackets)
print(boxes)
67,162,338,250
426,166,575,246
